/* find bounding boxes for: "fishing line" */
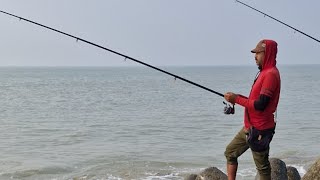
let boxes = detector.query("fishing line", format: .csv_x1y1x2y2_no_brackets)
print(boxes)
236,0,320,44
0,10,235,114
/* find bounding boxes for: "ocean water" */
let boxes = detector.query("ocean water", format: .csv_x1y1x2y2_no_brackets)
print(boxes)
0,65,319,180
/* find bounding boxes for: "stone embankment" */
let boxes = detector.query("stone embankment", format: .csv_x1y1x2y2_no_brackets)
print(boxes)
185,157,320,180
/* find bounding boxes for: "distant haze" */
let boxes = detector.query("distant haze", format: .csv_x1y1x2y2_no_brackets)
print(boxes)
1,0,319,66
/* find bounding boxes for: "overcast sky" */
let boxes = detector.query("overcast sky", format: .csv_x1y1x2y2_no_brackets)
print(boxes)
0,0,319,66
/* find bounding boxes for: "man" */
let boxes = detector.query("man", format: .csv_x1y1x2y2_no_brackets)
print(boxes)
224,39,281,180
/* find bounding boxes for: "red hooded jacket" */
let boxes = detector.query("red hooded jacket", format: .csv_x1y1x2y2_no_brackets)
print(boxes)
235,40,281,130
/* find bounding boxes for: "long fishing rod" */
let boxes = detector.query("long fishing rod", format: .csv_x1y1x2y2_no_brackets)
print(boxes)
236,0,320,44
0,10,235,114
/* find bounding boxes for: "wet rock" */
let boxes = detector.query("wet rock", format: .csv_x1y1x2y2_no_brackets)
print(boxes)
195,167,227,180
287,166,301,180
255,158,288,180
302,157,320,180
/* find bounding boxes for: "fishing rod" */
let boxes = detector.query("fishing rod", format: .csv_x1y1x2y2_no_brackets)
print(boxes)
0,10,235,114
236,0,320,44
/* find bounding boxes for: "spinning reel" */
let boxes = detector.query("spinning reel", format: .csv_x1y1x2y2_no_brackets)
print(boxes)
223,101,235,115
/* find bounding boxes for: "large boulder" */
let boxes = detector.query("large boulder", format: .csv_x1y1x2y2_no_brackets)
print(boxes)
287,166,301,180
193,167,227,180
302,157,320,180
255,158,288,180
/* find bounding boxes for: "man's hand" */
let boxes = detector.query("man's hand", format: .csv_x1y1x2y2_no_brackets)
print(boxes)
224,92,237,104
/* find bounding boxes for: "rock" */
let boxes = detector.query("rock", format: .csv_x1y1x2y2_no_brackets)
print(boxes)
255,158,288,180
185,174,198,180
270,158,288,180
302,157,320,180
287,166,301,180
195,167,227,180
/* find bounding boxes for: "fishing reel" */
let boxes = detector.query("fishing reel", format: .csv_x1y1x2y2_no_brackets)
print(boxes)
223,101,235,115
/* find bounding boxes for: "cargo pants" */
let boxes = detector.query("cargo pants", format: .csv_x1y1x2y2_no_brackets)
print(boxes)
224,128,271,180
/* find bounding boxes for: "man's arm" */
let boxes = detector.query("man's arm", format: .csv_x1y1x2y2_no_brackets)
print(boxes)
254,94,270,111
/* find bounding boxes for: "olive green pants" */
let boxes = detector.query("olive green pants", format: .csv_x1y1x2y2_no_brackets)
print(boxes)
224,128,271,180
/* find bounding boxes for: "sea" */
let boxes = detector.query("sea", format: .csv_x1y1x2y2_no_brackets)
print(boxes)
0,65,319,180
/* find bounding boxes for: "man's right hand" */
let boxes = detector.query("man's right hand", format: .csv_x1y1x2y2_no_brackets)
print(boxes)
224,92,237,104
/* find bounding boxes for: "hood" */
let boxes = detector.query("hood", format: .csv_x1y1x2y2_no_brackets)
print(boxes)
262,39,278,70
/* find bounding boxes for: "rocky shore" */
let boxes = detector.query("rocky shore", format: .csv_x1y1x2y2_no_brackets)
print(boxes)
185,157,320,180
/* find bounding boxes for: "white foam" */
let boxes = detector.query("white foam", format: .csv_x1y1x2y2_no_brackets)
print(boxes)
142,172,183,180
237,167,256,177
106,174,123,180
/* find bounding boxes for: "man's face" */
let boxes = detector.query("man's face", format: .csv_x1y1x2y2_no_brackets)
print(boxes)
255,51,265,70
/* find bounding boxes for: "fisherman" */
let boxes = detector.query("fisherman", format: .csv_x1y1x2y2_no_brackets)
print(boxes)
224,39,281,180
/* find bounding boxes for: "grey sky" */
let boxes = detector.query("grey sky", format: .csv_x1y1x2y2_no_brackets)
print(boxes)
0,0,319,66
